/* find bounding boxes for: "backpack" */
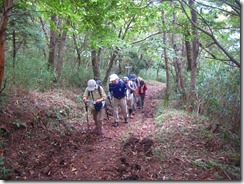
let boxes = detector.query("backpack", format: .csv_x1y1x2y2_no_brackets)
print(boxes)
88,84,103,111
109,79,127,99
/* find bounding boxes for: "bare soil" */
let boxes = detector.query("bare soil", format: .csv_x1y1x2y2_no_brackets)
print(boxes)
0,81,240,181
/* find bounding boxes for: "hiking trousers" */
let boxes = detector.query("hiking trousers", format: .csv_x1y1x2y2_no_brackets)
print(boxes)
138,94,146,108
91,108,104,131
112,97,128,122
127,93,134,110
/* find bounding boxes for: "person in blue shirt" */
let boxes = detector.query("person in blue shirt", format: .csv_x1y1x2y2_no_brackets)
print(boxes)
108,74,129,127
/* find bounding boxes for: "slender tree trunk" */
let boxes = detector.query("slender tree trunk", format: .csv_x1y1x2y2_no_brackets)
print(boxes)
172,9,186,100
188,0,199,111
72,33,81,68
91,48,102,80
0,0,13,90
103,51,117,87
55,27,68,82
12,29,16,83
47,14,58,71
39,17,48,59
12,30,16,69
156,64,160,78
184,32,192,71
161,10,170,106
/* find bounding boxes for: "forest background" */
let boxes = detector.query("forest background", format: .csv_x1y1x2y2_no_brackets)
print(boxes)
0,0,241,180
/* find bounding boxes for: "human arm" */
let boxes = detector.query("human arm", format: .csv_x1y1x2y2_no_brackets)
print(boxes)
82,88,89,103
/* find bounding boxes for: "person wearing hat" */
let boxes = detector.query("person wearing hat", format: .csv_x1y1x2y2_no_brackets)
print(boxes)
83,79,107,135
108,74,129,127
138,79,147,109
123,76,137,119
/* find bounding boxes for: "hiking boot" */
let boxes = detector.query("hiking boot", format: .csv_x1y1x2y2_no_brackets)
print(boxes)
124,118,129,124
112,122,119,127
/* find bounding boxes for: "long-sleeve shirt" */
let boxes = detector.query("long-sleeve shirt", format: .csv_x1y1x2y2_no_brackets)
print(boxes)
109,80,127,99
83,86,107,108
138,85,147,95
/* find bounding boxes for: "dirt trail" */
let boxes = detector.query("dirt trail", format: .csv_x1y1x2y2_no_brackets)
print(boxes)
66,84,164,180
1,81,240,180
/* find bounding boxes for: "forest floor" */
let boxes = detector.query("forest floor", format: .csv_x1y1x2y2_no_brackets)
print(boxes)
0,80,240,181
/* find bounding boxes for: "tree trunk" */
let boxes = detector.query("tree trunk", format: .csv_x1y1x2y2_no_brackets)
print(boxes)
172,9,186,100
103,51,117,88
184,32,192,71
39,17,49,59
0,0,13,90
161,10,170,107
12,29,16,83
91,48,102,80
47,14,58,71
55,26,68,82
72,33,81,68
188,0,199,112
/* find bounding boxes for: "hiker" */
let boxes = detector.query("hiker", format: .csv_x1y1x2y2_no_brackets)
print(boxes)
82,79,107,135
128,74,139,111
96,79,110,120
123,76,137,119
138,79,147,109
108,74,129,127
130,78,138,115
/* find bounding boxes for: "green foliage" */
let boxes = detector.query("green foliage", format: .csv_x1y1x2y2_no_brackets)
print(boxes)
4,51,54,90
0,156,12,179
60,63,93,88
138,68,166,83
152,146,168,162
192,158,239,179
9,120,26,129
196,60,240,131
4,50,93,91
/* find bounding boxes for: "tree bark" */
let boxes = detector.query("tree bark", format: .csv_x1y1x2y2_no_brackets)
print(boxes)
188,0,199,112
0,0,13,90
91,48,102,81
184,32,192,71
39,16,49,59
72,33,81,68
55,25,68,82
47,14,58,71
172,8,186,100
103,51,117,88
161,9,170,106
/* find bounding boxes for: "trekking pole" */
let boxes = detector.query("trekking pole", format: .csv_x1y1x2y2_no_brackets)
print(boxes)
85,103,90,133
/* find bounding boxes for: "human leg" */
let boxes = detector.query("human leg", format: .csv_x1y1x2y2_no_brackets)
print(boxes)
94,109,103,135
120,98,129,123
112,98,120,127
141,94,145,108
127,94,133,119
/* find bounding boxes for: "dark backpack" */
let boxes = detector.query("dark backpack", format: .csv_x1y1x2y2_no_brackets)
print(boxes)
88,85,103,111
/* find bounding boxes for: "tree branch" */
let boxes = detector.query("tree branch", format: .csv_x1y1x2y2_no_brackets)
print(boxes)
179,0,240,68
195,1,240,17
132,31,163,44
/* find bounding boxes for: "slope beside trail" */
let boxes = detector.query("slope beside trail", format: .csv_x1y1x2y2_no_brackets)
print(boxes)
1,81,240,180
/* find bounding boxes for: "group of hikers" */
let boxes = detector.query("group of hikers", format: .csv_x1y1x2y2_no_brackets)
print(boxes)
82,73,148,135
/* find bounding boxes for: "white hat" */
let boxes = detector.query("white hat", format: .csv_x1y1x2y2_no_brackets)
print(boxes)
123,76,129,81
109,74,119,82
87,79,96,91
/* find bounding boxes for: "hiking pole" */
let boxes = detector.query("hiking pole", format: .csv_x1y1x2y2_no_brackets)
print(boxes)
85,103,90,133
